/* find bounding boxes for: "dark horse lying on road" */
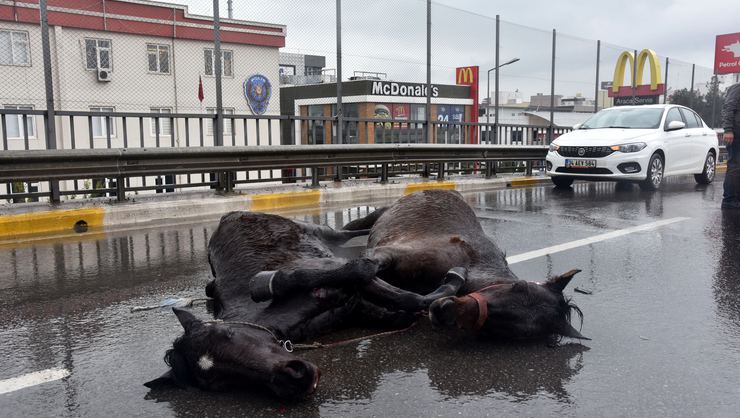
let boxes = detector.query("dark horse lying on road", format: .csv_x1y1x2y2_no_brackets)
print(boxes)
255,189,588,341
146,190,587,399
145,211,467,398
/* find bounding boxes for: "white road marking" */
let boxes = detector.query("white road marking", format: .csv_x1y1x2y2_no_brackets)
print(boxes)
506,217,690,265
0,368,70,395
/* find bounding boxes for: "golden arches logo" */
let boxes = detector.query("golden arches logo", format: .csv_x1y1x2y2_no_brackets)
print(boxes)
457,67,475,85
609,49,665,98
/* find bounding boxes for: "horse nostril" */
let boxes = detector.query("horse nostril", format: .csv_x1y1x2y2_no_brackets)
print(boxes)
283,360,308,380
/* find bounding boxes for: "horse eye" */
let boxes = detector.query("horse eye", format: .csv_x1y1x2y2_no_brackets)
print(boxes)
512,281,529,293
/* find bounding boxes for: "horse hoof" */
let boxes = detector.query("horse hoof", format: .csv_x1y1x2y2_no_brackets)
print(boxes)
250,271,278,302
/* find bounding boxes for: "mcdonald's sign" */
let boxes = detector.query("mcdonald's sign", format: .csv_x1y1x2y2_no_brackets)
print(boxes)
608,49,665,106
456,66,479,143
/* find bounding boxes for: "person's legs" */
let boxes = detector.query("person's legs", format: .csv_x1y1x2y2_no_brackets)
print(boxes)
723,135,740,208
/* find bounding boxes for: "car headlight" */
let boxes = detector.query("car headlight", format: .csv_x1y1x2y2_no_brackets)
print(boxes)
610,142,647,153
549,143,559,153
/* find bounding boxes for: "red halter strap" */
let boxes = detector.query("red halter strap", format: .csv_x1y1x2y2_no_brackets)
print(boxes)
466,292,489,330
463,283,508,330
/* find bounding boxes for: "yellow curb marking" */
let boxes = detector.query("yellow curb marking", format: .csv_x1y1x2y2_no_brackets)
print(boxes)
249,190,321,212
509,177,543,188
403,181,457,195
716,164,727,173
0,208,105,239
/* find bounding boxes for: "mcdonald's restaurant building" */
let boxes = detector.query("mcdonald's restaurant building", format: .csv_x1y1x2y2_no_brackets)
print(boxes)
280,79,475,145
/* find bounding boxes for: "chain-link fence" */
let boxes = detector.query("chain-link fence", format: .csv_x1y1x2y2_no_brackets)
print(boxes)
0,0,734,203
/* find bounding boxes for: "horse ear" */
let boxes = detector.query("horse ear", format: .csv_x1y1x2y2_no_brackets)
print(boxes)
144,370,183,389
173,307,200,333
557,322,591,340
546,269,581,293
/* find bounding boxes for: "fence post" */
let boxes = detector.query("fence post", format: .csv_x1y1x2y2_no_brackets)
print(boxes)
494,15,500,144
548,29,556,142
422,0,431,177
40,0,60,203
213,0,231,192
213,0,223,147
689,63,695,108
425,0,431,135
632,49,637,103
663,57,669,103
333,0,343,182
594,40,600,113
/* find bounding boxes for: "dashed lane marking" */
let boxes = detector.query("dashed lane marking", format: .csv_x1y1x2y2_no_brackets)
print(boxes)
0,368,70,395
506,217,690,264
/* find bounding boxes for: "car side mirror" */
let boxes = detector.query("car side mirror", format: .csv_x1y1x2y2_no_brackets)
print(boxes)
573,123,582,130
665,120,685,131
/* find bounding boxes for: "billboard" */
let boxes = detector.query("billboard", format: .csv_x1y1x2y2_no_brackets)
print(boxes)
607,49,665,106
715,32,740,75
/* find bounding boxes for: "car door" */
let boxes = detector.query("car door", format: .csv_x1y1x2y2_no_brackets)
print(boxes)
662,107,690,174
678,108,706,172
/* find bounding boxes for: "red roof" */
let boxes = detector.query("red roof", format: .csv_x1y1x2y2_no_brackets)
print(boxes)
0,0,286,48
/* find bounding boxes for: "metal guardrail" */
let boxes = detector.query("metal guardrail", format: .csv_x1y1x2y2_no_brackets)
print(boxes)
0,144,547,182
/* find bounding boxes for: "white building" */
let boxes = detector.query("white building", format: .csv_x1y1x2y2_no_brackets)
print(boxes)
1,0,286,198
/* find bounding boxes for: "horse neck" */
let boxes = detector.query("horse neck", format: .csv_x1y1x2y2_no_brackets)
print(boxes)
464,263,519,292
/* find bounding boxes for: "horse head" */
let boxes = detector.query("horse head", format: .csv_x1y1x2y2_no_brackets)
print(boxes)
144,308,320,399
429,269,588,340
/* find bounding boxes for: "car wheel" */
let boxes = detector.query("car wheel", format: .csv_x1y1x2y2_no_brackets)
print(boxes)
694,152,716,185
639,153,664,191
551,176,574,188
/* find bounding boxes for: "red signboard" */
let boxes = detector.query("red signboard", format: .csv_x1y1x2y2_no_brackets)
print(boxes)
715,32,740,75
455,66,479,143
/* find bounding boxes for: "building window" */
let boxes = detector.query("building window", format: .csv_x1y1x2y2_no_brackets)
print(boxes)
331,103,359,144
147,44,170,74
4,105,35,139
90,106,116,138
305,66,322,76
206,108,235,136
0,30,30,66
279,65,296,76
150,107,172,136
85,38,112,70
307,105,325,145
204,49,233,77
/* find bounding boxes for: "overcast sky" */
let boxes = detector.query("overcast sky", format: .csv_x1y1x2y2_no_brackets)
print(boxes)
179,0,739,98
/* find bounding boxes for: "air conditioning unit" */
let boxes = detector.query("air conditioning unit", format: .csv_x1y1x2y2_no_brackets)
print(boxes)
97,68,112,82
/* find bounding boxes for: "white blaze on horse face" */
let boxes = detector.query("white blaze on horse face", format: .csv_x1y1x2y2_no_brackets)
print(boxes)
198,353,214,371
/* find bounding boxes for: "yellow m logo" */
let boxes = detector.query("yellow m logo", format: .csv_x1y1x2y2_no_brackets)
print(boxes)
457,67,474,84
612,49,663,94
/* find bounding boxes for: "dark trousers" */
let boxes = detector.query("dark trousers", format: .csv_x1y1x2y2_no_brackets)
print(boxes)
723,132,740,207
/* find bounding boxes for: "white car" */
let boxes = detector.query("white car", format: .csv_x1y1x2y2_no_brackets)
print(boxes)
546,104,719,190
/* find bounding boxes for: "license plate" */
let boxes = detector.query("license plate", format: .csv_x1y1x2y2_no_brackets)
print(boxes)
565,159,597,168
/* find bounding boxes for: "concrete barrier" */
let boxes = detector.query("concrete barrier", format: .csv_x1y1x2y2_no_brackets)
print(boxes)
0,175,551,241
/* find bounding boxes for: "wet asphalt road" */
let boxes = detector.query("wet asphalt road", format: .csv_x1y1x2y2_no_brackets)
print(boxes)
1,176,740,417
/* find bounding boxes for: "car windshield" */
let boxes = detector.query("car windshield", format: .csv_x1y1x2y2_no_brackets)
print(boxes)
580,108,664,129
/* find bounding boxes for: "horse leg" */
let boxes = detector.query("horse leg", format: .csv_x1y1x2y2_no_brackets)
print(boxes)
350,298,419,329
294,221,371,245
250,258,378,302
340,207,388,231
359,267,468,312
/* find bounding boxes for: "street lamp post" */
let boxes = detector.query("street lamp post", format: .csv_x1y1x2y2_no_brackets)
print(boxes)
486,58,520,142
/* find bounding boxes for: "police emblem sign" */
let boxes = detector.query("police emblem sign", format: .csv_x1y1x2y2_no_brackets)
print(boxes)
244,74,272,115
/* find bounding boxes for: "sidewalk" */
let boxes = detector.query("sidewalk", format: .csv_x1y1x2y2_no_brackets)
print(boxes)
0,173,550,242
